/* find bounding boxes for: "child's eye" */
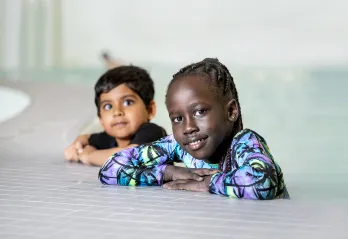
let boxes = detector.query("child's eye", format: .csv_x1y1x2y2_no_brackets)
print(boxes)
172,116,183,123
194,109,206,118
123,99,134,107
103,104,112,111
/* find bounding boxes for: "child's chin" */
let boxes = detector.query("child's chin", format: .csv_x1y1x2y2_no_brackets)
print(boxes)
109,129,132,138
110,132,132,140
189,150,210,161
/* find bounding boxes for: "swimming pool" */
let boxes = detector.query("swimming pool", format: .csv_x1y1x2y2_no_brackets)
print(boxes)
1,65,347,198
1,65,347,238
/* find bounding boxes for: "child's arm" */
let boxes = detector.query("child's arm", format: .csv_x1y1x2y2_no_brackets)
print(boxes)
98,135,218,186
163,130,287,199
76,124,165,166
209,130,287,199
99,136,176,186
78,144,138,166
64,134,91,162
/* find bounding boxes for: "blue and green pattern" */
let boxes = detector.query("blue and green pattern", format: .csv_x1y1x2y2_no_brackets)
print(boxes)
99,129,289,199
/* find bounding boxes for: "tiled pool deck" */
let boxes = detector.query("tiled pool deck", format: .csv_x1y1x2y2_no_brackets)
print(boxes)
0,77,347,239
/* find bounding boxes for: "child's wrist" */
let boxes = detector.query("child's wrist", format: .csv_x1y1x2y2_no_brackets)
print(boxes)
77,134,89,145
204,175,213,188
163,165,175,182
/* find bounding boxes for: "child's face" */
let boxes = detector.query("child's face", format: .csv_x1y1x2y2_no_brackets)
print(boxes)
99,84,155,143
166,75,235,161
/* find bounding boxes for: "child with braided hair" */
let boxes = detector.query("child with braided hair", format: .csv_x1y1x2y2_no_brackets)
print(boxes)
99,58,289,199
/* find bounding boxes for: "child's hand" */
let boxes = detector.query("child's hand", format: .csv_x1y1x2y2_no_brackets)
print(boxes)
77,145,97,165
64,135,90,162
164,165,219,183
64,141,83,162
163,175,212,192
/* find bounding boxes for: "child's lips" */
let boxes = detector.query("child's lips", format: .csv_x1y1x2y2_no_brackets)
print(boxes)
184,137,208,151
112,122,128,128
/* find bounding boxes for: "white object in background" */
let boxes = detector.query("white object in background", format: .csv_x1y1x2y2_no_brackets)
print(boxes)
0,86,31,124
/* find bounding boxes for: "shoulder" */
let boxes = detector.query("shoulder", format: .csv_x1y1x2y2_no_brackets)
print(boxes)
139,134,179,154
136,122,167,137
233,128,267,145
130,122,168,145
139,122,166,132
89,131,115,149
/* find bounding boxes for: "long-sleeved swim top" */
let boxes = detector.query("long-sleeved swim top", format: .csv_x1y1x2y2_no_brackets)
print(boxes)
99,129,289,199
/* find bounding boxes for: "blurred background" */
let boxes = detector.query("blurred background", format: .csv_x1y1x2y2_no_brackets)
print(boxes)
1,0,347,192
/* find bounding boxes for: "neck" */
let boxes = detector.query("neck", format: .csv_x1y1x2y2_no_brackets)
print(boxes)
204,134,233,164
115,138,131,148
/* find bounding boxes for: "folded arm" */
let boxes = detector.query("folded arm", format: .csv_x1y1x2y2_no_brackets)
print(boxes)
98,136,177,186
78,144,137,166
209,130,282,200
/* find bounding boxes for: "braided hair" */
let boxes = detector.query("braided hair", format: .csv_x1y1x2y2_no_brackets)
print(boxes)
166,58,243,171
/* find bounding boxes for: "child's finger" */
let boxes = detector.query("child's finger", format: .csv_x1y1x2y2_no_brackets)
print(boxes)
79,158,90,165
171,179,189,184
66,154,79,162
163,181,182,189
187,173,203,181
163,183,178,190
162,182,172,189
64,147,77,161
192,168,220,176
163,180,192,190
75,141,83,154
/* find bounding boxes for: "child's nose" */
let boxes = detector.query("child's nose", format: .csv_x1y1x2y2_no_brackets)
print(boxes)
113,107,124,116
183,118,198,135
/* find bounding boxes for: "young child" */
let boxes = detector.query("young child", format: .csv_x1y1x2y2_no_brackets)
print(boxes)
98,58,289,199
64,65,167,166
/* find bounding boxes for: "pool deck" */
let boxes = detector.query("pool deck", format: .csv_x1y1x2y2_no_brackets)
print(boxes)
0,79,347,239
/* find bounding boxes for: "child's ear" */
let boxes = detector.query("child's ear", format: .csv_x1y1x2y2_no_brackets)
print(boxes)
227,99,239,122
147,100,157,121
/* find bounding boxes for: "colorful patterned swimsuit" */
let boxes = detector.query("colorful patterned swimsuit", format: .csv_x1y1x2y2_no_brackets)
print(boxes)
99,129,289,199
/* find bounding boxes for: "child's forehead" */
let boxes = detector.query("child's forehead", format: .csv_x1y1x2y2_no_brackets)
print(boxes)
170,76,218,96
166,75,231,108
168,78,222,104
101,83,139,99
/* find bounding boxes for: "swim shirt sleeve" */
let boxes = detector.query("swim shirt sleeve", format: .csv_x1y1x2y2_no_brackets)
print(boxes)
99,135,178,186
209,129,287,199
